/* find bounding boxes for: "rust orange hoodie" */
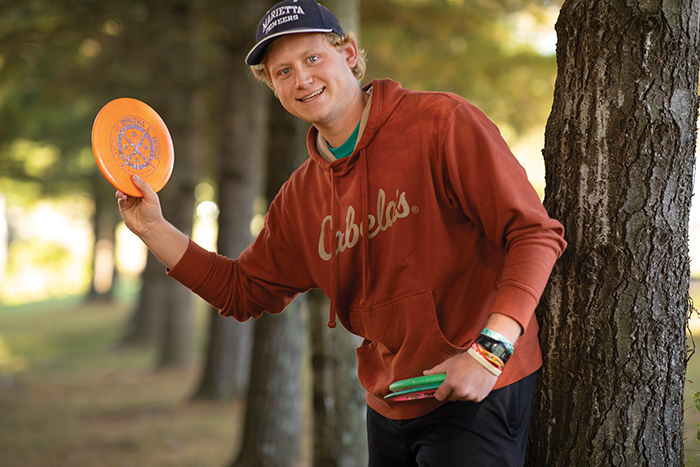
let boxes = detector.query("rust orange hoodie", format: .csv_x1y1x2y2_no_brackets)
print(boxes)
168,79,566,420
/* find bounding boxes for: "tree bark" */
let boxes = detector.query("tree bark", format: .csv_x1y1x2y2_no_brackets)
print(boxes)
309,290,368,467
527,1,700,465
232,301,306,467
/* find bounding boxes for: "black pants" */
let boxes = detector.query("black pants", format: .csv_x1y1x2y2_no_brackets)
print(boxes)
366,372,537,467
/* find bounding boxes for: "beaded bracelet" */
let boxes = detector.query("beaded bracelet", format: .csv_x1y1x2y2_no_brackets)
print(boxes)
467,342,502,376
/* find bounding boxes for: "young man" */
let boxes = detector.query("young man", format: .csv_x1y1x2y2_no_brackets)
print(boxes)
116,1,566,465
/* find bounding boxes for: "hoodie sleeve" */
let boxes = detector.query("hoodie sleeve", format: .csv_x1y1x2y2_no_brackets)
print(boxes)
441,98,567,331
168,186,317,322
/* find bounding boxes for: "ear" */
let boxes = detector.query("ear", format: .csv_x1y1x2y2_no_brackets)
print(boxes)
342,40,359,70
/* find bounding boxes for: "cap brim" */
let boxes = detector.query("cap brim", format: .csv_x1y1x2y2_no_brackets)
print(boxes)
245,28,334,66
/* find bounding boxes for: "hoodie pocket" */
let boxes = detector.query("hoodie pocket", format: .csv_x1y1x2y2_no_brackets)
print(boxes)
349,288,467,397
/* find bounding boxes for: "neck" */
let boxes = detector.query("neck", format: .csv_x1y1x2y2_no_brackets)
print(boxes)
318,87,369,148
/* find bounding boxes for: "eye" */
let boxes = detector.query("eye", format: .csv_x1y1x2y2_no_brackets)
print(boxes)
307,55,320,64
276,67,292,77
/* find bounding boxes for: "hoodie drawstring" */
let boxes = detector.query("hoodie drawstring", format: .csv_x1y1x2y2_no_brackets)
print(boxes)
328,167,338,328
359,149,370,307
326,149,371,328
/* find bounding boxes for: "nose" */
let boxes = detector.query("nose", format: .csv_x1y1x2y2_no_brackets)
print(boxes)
295,68,312,89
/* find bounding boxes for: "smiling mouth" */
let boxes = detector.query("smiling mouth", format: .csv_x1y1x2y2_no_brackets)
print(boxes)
299,88,325,102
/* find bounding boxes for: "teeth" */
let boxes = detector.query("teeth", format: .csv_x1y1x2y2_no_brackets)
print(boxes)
301,88,324,101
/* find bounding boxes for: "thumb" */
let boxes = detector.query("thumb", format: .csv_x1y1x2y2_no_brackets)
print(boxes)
131,175,156,199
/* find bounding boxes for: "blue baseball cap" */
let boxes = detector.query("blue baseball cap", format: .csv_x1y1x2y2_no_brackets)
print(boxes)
245,0,345,66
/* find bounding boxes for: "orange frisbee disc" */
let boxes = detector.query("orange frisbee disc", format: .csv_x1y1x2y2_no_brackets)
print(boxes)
91,97,174,197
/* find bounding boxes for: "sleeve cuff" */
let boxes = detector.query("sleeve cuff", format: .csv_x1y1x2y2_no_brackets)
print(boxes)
166,239,217,291
488,284,539,334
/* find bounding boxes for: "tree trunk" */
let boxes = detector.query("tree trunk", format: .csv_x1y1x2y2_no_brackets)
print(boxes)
527,1,700,465
231,88,307,467
309,289,368,467
155,0,207,368
195,308,255,399
325,0,359,37
192,0,269,400
120,251,166,346
88,175,119,302
232,301,307,467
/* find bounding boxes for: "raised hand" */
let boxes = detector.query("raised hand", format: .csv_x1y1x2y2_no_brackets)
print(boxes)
115,175,164,238
115,175,189,269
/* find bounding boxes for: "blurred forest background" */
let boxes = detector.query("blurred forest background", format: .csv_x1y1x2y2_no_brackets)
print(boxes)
2,0,700,466
0,0,564,307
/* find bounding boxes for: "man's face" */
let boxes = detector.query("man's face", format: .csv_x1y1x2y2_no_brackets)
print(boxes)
265,33,359,130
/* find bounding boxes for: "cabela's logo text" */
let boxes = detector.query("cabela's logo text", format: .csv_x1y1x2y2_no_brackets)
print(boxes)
318,188,417,261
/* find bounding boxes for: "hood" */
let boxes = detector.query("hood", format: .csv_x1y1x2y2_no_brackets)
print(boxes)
306,78,411,170
304,79,411,328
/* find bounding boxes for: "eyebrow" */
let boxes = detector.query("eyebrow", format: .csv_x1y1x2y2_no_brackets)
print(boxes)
268,45,326,71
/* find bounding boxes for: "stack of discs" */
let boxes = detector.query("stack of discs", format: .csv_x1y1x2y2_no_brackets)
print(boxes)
384,373,446,402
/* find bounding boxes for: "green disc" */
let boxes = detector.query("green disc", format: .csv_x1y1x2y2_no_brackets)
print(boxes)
389,373,446,392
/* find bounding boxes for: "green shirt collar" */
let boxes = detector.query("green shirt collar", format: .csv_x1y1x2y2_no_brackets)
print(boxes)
328,120,361,159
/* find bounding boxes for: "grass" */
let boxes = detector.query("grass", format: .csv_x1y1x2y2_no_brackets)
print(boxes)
0,297,243,467
4,291,700,465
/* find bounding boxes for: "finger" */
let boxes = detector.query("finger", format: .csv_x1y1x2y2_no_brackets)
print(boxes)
131,175,155,199
439,378,476,403
433,380,453,402
424,362,452,400
423,361,448,376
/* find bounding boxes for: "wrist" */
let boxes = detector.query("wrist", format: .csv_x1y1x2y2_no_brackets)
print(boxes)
479,329,514,356
140,219,190,269
138,216,170,242
484,313,522,345
476,329,514,365
467,342,503,376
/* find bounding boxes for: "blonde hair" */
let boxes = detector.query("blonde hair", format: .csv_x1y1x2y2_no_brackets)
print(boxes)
250,31,367,92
